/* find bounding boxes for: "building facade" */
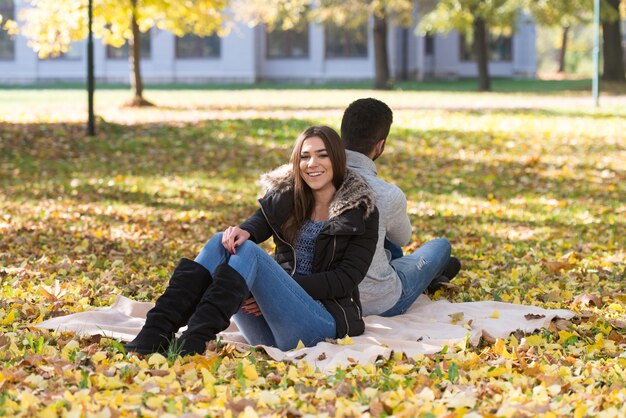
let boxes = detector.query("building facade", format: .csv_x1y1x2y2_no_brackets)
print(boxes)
0,0,537,84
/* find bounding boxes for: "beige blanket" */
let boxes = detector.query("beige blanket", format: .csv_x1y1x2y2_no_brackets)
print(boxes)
36,295,574,372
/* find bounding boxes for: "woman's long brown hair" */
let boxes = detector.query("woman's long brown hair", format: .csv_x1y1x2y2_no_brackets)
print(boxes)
282,126,346,244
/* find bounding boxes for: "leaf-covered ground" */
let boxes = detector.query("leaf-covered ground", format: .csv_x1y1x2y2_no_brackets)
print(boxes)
0,87,625,417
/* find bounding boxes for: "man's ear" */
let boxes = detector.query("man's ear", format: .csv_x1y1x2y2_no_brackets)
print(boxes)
373,138,386,158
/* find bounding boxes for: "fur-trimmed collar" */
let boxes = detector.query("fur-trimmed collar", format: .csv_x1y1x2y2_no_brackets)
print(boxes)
259,164,376,219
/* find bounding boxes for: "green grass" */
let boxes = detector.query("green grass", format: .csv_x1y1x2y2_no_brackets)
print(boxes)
0,78,599,92
0,88,625,416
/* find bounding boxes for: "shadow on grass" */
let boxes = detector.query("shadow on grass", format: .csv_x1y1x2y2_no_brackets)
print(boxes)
0,118,311,175
423,212,624,248
1,119,623,208
389,127,624,203
149,104,625,120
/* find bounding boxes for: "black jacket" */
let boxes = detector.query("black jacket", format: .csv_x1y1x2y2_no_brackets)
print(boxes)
239,165,379,338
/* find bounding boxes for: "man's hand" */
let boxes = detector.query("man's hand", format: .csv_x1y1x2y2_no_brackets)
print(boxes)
222,226,251,254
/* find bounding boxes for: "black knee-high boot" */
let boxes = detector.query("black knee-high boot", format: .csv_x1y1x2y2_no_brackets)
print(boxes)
178,263,249,356
124,258,212,355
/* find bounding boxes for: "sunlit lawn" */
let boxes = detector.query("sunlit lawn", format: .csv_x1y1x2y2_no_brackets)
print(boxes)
0,84,625,416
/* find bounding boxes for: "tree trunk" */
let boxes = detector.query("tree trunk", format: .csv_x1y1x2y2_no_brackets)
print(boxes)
473,17,491,91
373,7,392,90
601,0,625,82
557,25,569,74
87,0,95,135
126,0,153,106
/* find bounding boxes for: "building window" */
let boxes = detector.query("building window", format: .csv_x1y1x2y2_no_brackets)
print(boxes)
106,31,152,60
176,34,220,59
459,32,512,62
0,0,15,60
325,22,368,58
267,24,309,58
424,34,434,56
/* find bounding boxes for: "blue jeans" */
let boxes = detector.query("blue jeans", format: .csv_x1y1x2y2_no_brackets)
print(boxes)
194,233,336,350
380,238,451,317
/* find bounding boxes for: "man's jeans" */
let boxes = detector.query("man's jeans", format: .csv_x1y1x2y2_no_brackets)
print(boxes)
384,238,404,260
380,238,451,317
194,233,336,350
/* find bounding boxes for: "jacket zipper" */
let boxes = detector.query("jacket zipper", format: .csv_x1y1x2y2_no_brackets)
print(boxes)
333,299,350,336
327,235,358,334
258,205,297,277
326,235,350,334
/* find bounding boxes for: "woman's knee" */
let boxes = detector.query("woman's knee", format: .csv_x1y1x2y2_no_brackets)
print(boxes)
232,240,262,258
200,232,225,254
195,232,227,268
207,232,224,247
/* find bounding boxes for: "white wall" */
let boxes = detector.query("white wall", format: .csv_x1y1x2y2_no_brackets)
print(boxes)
173,23,257,83
512,15,537,77
257,21,374,82
0,30,38,83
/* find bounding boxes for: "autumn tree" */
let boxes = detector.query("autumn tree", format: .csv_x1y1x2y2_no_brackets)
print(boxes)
13,0,228,106
417,0,520,91
527,0,590,74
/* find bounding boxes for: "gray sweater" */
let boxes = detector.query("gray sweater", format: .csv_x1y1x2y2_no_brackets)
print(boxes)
347,150,412,315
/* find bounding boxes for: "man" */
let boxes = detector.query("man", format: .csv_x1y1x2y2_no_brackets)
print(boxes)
341,98,460,317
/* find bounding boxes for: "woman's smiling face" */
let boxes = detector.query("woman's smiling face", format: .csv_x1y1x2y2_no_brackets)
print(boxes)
299,136,335,193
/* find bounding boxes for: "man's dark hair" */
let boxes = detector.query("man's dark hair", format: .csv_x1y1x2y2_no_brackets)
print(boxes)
340,98,393,155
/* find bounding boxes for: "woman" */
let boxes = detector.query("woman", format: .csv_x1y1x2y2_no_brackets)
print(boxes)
125,126,379,355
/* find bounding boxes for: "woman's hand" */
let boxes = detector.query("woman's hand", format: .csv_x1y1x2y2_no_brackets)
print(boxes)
221,226,251,254
241,297,262,316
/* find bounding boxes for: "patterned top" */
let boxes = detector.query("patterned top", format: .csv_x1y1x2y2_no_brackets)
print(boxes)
294,219,328,277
